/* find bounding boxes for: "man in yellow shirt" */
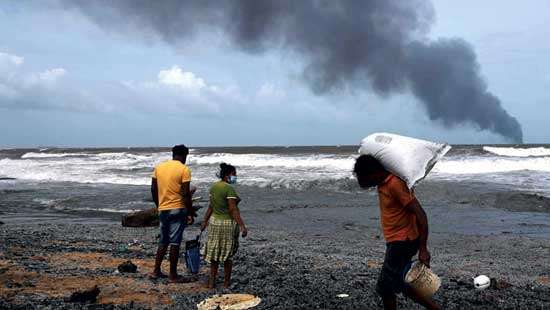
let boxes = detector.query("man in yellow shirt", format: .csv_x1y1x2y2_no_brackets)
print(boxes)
149,144,194,282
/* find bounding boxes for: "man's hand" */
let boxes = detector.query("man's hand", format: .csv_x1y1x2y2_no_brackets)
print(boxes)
186,215,194,225
418,247,431,268
240,225,248,238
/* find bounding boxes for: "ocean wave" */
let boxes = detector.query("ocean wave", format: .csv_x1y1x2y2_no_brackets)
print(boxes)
434,156,550,174
82,207,143,213
0,158,151,185
4,149,550,192
33,197,148,213
21,152,91,159
21,151,163,161
483,146,550,157
190,153,355,170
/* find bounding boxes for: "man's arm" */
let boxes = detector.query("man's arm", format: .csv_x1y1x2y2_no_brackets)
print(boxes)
181,181,194,217
151,178,159,207
407,198,431,267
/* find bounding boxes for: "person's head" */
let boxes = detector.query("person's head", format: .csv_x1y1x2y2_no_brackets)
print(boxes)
218,163,237,184
353,155,388,188
172,144,189,163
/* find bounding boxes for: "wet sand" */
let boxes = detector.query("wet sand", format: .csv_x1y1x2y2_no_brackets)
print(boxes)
1,182,550,309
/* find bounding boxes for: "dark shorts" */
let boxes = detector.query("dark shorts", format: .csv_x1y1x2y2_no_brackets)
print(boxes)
376,238,419,298
159,208,187,245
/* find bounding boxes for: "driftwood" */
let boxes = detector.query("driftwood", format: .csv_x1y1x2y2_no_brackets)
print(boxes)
121,203,202,228
121,208,159,227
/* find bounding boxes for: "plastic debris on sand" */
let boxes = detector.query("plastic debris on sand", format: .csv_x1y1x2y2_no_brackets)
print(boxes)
197,294,261,310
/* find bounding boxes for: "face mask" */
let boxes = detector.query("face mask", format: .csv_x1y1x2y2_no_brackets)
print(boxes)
228,175,237,184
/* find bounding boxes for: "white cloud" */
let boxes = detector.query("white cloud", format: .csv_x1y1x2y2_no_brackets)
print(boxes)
0,52,95,111
158,65,206,92
116,65,250,113
0,52,24,66
0,56,304,119
256,82,286,100
38,68,66,81
0,83,17,100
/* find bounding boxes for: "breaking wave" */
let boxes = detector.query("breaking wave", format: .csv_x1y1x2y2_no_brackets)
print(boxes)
434,157,550,174
21,152,90,159
483,146,550,158
2,147,550,194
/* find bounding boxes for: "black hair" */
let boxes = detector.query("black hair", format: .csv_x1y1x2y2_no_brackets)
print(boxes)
218,163,236,179
353,154,385,176
172,144,189,157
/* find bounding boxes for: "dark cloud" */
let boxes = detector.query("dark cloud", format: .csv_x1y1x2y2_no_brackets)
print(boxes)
62,0,523,142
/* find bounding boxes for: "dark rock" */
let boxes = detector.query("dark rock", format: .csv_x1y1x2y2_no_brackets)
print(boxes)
0,221,4,225
117,260,137,273
68,285,100,303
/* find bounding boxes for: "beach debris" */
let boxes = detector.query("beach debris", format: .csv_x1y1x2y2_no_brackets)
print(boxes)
490,278,512,290
122,201,203,228
128,238,141,247
367,260,381,269
537,276,550,286
336,294,349,298
116,245,130,253
117,260,137,273
449,277,471,288
473,275,491,290
121,208,159,228
197,294,261,310
68,285,100,303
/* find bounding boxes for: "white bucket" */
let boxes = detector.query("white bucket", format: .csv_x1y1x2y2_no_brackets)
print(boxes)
405,262,441,298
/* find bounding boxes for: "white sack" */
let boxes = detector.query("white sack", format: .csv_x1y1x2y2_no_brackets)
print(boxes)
358,133,451,188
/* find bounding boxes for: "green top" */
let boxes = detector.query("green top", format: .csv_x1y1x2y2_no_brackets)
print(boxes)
209,181,239,220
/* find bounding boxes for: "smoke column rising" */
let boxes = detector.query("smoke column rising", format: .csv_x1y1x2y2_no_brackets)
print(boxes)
63,0,523,142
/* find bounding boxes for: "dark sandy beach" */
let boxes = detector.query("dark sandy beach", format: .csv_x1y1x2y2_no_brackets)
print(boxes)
1,181,550,309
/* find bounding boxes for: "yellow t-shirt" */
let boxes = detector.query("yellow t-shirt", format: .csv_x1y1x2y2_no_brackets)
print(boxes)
152,160,192,211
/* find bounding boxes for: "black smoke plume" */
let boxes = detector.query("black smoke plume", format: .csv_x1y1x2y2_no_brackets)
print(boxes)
63,0,523,142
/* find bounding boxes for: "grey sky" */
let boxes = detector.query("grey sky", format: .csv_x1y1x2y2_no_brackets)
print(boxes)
0,1,549,147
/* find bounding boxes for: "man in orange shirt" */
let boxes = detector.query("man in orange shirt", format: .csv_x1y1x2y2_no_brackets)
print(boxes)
354,155,440,310
150,144,195,283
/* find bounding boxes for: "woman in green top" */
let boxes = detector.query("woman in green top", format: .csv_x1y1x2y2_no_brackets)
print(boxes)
201,163,248,289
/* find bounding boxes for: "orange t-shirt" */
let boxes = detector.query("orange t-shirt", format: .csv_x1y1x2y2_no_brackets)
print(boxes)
377,174,419,242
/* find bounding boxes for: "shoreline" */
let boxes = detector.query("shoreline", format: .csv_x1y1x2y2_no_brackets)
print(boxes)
2,202,550,309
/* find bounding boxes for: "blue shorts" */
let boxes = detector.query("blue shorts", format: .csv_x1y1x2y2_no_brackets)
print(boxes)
159,208,187,246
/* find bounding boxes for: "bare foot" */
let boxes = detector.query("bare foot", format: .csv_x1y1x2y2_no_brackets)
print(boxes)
168,276,184,283
206,279,215,289
148,272,167,279
169,275,196,283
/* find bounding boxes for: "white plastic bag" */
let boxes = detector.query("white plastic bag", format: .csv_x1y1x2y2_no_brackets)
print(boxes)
358,133,451,188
